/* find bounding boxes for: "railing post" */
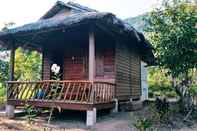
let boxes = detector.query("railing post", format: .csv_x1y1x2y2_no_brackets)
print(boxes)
90,82,94,104
9,44,15,81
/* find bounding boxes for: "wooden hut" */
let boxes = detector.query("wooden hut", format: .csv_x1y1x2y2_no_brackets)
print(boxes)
0,1,154,126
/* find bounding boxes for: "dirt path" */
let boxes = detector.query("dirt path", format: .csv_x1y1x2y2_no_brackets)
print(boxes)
0,112,133,131
0,110,197,131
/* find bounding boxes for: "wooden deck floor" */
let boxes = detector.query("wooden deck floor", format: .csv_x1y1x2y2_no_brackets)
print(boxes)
8,99,115,111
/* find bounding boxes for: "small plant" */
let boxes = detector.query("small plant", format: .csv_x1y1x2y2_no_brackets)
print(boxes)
24,104,37,124
48,64,61,99
44,64,62,131
189,84,197,97
134,118,152,131
51,64,61,80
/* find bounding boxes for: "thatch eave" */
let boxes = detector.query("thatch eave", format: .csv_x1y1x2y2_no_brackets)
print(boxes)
0,12,154,64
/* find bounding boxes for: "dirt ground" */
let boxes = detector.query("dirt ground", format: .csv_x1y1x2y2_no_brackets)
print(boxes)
0,106,197,131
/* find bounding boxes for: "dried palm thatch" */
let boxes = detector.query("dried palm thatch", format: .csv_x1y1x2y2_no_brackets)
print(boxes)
0,12,154,64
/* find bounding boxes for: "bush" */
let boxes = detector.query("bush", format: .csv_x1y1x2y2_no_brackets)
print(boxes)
24,104,37,124
148,84,177,98
134,118,152,131
155,98,170,122
189,84,197,96
0,85,5,96
164,91,177,98
0,85,5,104
148,67,177,98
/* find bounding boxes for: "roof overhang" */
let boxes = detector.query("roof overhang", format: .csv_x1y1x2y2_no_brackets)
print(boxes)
0,12,155,65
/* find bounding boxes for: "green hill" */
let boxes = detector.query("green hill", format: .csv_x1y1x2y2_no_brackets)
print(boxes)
125,13,149,32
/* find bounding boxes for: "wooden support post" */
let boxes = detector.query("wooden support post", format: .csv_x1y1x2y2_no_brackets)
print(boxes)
6,43,15,118
88,29,95,81
86,108,96,126
9,44,15,81
111,98,118,113
89,28,96,104
6,105,15,118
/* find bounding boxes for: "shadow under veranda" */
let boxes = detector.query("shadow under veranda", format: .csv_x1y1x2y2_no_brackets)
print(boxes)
2,107,113,130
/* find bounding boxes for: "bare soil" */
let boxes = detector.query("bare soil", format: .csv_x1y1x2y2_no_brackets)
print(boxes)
0,105,197,131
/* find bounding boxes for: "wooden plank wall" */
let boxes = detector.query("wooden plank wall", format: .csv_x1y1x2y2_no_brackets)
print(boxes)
63,55,87,80
95,44,115,80
42,51,52,80
130,49,141,100
115,42,141,100
115,43,132,100
63,47,88,80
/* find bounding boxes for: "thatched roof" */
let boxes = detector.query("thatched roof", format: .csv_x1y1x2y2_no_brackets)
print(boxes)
0,13,110,36
0,2,154,64
40,1,97,19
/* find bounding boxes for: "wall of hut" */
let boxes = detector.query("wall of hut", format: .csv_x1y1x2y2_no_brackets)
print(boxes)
42,42,116,81
42,51,52,80
41,39,141,100
95,42,115,82
130,48,141,100
115,42,141,101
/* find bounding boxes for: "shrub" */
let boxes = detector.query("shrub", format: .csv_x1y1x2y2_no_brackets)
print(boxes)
148,67,177,98
134,118,152,131
24,104,37,124
189,84,197,97
0,85,5,105
148,84,177,98
155,98,170,122
164,91,177,98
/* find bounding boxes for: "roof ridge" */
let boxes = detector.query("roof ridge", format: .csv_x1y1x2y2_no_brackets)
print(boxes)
66,1,97,12
40,1,97,20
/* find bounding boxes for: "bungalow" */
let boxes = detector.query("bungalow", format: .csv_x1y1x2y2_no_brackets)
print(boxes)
0,1,154,126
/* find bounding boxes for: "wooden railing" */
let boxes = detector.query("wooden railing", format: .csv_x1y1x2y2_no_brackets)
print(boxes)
6,80,115,104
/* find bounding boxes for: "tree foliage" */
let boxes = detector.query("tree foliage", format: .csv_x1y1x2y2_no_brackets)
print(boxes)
15,48,42,81
146,0,197,111
0,60,9,86
0,23,42,93
148,67,177,98
146,0,197,78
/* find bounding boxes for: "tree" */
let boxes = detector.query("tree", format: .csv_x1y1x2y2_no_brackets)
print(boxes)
0,22,42,88
0,23,42,103
0,22,14,88
0,60,9,86
148,67,176,98
146,0,197,111
14,48,42,81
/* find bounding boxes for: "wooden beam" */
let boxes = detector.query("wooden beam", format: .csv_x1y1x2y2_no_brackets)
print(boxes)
88,28,95,81
7,100,115,111
9,44,15,81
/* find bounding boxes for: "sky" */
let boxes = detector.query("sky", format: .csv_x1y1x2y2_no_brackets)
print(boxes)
0,0,160,28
